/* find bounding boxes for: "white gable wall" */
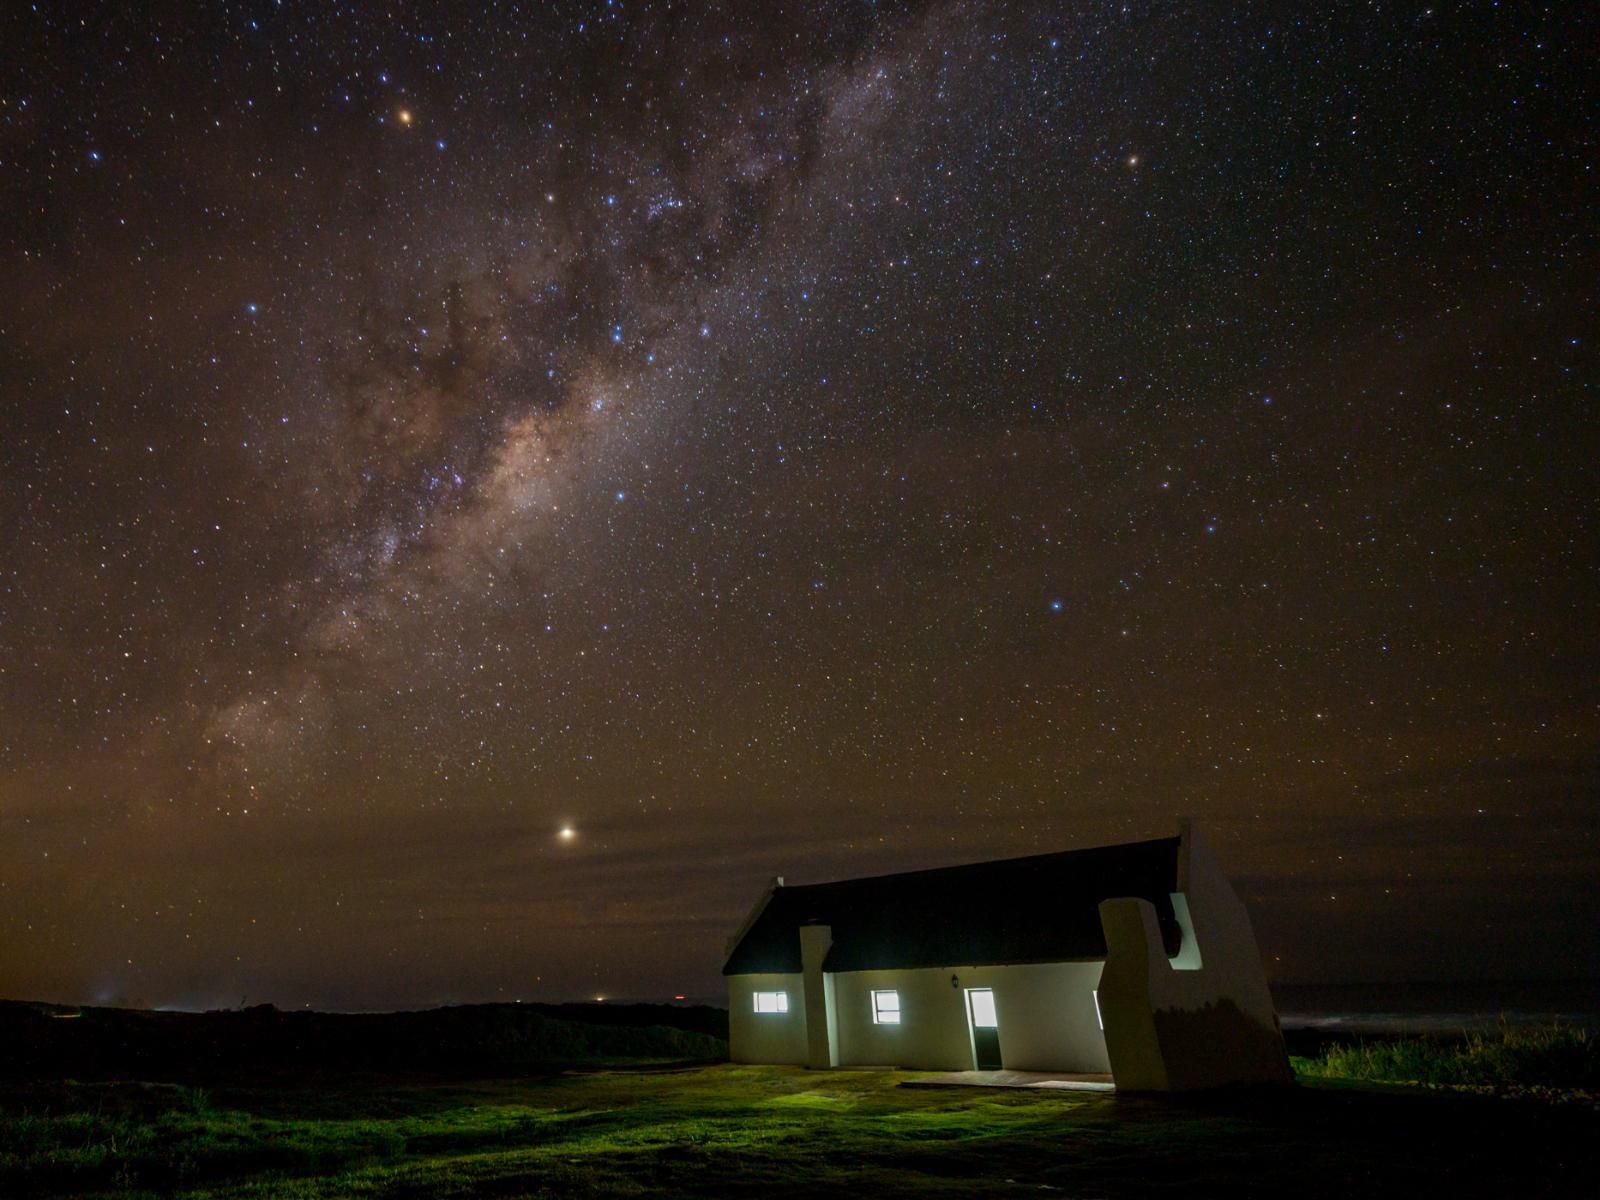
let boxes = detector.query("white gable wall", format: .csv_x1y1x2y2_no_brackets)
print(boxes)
1095,821,1292,1090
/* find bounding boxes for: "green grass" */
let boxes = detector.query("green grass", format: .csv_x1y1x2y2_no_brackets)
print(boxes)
1293,1022,1600,1092
2,1063,1597,1198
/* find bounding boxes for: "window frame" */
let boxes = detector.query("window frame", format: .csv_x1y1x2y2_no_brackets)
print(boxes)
871,988,902,1025
751,990,789,1015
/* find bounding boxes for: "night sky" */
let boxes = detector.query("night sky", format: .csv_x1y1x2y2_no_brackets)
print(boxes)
2,2,1595,1011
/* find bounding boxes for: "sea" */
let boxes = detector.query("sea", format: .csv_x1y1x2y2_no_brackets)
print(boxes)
1271,980,1600,1036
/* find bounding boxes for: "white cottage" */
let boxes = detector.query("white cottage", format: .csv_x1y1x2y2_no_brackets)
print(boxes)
722,820,1292,1091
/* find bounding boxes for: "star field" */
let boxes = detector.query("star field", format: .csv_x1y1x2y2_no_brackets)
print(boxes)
1,1,1595,1008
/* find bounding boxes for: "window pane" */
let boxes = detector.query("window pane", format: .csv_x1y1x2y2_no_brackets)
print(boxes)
968,988,997,1028
872,989,900,1024
753,990,788,1014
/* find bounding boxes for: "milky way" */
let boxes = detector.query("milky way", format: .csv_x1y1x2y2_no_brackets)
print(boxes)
2,2,1595,1008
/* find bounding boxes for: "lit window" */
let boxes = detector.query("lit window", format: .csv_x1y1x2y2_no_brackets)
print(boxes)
968,987,998,1029
752,990,788,1014
872,989,901,1024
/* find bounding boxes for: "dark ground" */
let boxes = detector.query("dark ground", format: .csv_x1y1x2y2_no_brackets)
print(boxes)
0,998,728,1080
3,1001,1596,1197
2,1064,1597,1198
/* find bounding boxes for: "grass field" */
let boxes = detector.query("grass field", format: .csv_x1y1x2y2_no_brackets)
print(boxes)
1292,1021,1600,1093
3,1063,1598,1198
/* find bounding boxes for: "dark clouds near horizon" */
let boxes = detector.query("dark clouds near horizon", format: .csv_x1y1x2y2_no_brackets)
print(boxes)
1,1,1596,1010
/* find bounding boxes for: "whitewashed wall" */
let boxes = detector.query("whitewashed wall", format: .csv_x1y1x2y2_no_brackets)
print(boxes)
727,972,808,1065
829,961,1109,1071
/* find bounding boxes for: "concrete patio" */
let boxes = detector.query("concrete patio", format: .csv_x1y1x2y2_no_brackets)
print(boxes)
902,1069,1116,1092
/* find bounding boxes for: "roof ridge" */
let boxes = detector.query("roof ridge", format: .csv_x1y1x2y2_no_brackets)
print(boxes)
777,834,1181,893
722,834,1185,976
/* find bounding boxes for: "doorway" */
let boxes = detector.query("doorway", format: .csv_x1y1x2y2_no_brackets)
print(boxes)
965,987,1002,1070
